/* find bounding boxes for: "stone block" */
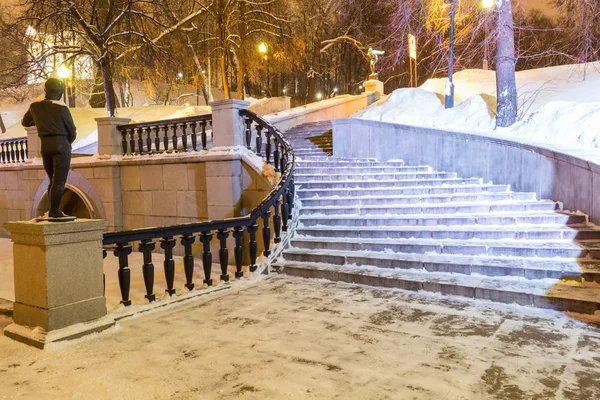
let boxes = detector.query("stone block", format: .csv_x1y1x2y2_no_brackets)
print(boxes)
3,219,110,348
92,177,121,203
93,166,119,179
207,205,239,220
140,165,163,191
163,164,188,190
176,191,207,219
186,163,206,190
7,209,21,222
123,214,144,230
123,191,153,216
206,176,242,206
121,166,141,191
205,160,242,177
76,167,95,179
152,191,177,216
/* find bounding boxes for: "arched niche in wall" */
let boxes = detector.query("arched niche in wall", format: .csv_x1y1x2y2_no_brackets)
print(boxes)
31,169,106,220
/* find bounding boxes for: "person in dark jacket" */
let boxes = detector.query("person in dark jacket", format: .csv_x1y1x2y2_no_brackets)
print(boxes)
22,78,77,220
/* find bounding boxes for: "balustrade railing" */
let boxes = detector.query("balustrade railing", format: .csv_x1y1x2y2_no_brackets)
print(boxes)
103,109,295,306
117,114,213,156
0,138,28,164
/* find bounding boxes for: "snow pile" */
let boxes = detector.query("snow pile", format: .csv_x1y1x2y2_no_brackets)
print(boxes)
158,105,211,120
359,62,600,155
359,88,495,133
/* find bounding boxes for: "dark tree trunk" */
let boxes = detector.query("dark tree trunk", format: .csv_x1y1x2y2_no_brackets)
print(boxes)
100,56,117,117
495,0,517,128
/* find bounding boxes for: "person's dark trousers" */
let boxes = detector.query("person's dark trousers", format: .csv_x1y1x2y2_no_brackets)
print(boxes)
40,137,71,216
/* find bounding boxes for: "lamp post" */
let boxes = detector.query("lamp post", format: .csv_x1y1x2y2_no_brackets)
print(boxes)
482,0,494,70
258,42,267,97
57,64,71,107
445,0,457,109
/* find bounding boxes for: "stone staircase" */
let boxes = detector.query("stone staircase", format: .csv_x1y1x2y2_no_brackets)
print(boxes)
277,121,600,316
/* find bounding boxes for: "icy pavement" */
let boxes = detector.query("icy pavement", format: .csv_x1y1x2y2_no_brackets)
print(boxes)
1,276,600,399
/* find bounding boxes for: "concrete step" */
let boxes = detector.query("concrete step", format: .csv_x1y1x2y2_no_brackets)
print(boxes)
297,177,483,190
274,262,600,314
295,159,405,167
289,237,591,259
296,166,431,174
294,171,457,182
298,211,588,227
296,183,511,198
299,192,537,207
300,200,559,216
295,225,600,241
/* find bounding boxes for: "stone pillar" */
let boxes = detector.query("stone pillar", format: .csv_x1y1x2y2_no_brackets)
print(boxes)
3,219,112,348
24,126,40,160
363,79,384,96
209,99,250,148
96,117,132,156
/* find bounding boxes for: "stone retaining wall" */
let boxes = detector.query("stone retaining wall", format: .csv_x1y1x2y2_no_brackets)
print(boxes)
332,118,600,225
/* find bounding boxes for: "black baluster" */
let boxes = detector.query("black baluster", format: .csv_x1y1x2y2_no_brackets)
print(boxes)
19,141,25,162
199,231,213,286
121,129,128,155
172,124,178,152
273,198,282,243
255,125,263,156
160,236,176,296
181,123,188,151
280,149,286,173
138,240,156,302
10,142,15,163
1,143,6,163
262,211,272,256
282,189,290,232
288,176,295,219
232,227,244,278
247,223,258,272
274,140,280,172
191,122,198,151
137,128,144,155
201,120,207,150
151,126,158,153
114,243,132,306
217,229,229,282
265,129,272,164
24,140,28,160
129,128,136,155
146,127,153,154
210,120,214,141
163,125,169,152
181,234,196,290
102,248,107,296
244,118,252,149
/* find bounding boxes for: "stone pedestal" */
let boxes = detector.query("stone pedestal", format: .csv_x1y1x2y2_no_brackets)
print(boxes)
24,126,40,160
210,99,250,148
363,79,384,96
3,219,112,348
96,117,132,156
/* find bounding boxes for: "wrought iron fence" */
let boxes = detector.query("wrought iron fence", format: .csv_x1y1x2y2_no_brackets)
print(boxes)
0,138,28,164
117,114,213,155
103,109,295,306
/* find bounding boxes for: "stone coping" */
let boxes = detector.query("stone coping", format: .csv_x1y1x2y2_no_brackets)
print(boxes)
0,146,266,175
334,118,600,174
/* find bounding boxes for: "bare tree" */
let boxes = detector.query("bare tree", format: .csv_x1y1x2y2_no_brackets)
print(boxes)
494,0,517,127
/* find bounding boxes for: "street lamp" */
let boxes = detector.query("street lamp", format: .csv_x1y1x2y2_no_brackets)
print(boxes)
316,92,322,100
482,0,494,70
258,42,268,96
445,0,457,109
57,64,71,107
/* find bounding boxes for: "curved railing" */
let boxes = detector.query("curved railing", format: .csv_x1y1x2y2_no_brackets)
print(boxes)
103,109,295,306
117,114,213,155
0,137,28,164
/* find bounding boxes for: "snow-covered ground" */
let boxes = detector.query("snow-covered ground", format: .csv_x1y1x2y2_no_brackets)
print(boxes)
1,276,599,399
357,62,600,162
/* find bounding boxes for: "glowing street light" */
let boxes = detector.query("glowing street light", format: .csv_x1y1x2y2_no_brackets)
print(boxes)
258,42,267,54
316,92,323,100
57,64,70,79
482,0,494,8
177,72,183,79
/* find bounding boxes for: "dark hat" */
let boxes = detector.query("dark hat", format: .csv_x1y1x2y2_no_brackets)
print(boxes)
45,78,65,92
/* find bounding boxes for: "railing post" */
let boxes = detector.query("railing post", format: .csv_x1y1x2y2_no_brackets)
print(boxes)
24,126,39,159
3,219,110,348
209,99,250,147
96,117,132,156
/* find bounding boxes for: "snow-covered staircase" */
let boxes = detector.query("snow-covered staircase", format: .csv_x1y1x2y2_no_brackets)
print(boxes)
277,121,600,315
